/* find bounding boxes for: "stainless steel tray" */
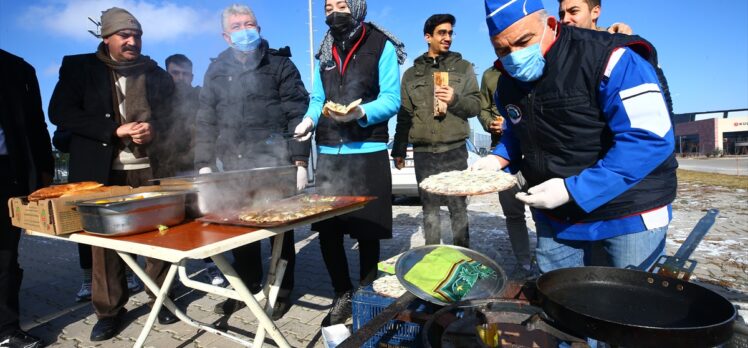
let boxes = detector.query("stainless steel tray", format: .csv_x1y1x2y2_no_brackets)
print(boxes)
151,166,297,217
75,191,187,237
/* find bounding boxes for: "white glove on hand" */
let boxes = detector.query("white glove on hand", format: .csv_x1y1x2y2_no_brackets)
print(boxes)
198,167,213,175
296,166,308,191
470,155,503,172
328,105,365,123
515,178,570,209
294,117,314,141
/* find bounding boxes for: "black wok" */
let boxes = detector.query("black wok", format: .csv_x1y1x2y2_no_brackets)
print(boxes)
537,209,736,347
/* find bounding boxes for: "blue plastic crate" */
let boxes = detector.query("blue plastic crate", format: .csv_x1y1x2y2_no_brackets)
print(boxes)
352,285,436,348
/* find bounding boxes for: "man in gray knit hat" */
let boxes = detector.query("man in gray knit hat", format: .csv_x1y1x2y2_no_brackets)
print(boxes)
49,7,177,342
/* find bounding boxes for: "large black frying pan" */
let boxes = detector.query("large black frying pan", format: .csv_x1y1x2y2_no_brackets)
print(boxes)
537,209,737,347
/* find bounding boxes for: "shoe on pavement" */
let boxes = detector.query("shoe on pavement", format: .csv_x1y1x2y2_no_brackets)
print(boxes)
127,273,143,293
76,280,92,302
90,309,126,342
321,290,352,326
271,298,293,321
0,329,43,348
204,264,226,286
157,307,179,325
214,299,246,315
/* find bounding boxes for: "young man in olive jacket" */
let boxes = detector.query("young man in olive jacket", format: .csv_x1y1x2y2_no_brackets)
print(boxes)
392,14,481,248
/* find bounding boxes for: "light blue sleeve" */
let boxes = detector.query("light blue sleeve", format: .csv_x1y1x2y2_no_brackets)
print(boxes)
304,62,326,127
565,48,675,212
358,41,401,127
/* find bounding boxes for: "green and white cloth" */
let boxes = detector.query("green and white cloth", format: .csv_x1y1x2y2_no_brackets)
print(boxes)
403,247,496,303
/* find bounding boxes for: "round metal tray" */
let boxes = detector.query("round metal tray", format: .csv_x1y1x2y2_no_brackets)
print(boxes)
395,245,507,306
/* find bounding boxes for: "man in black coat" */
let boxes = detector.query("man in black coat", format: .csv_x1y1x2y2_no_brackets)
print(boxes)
48,7,177,341
195,4,311,320
0,48,53,348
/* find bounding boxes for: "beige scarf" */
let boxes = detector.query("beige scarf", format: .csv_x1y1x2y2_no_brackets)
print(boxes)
96,42,156,158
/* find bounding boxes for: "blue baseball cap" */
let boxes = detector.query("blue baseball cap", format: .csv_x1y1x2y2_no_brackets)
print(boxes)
485,0,545,36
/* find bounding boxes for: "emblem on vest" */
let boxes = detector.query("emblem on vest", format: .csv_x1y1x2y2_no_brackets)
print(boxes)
506,104,522,124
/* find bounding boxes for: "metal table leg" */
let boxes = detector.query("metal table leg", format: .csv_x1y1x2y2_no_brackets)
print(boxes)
116,252,179,348
212,253,291,348
253,233,287,347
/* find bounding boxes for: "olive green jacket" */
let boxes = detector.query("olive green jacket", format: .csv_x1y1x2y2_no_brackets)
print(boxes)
392,52,480,157
478,66,501,131
478,66,502,148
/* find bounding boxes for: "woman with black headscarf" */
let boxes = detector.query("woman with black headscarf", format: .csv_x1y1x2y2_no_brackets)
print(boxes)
294,0,406,326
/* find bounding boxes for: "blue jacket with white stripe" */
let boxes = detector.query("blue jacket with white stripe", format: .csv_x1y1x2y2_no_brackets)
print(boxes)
492,25,677,226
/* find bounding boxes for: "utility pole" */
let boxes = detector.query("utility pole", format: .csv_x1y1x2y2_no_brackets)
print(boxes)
308,0,315,89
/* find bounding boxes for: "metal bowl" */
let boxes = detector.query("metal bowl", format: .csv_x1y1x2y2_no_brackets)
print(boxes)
75,191,186,236
395,245,507,306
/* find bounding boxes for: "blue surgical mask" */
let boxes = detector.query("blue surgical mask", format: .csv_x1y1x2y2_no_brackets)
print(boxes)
500,24,549,82
230,28,261,52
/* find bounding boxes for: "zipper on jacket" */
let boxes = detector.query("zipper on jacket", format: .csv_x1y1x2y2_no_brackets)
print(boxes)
526,91,546,176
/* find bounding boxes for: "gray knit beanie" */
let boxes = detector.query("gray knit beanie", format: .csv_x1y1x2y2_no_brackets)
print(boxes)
100,7,141,38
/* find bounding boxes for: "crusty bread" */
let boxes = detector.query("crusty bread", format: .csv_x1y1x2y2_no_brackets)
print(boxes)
28,182,104,201
322,99,362,117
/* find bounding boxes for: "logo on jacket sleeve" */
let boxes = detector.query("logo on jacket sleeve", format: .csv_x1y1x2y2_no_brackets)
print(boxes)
506,104,522,124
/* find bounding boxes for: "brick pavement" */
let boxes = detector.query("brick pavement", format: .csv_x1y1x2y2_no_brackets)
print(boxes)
16,182,747,347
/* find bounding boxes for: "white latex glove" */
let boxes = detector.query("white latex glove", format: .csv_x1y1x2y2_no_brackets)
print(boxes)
328,105,365,123
294,117,314,141
198,167,213,175
470,155,503,172
515,178,570,209
296,166,308,191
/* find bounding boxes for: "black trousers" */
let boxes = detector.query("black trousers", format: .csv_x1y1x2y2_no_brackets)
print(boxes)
230,231,295,299
414,145,470,248
0,175,23,336
319,231,380,294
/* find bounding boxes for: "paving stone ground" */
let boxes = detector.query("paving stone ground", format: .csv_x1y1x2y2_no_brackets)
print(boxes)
17,181,747,347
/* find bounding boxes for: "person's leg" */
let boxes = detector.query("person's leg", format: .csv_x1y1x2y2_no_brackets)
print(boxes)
276,230,296,299
319,230,352,293
534,219,586,273
498,185,531,266
231,243,263,292
414,151,441,245
602,226,667,270
91,247,128,318
0,201,21,336
446,196,469,248
357,239,380,287
443,146,470,248
319,230,354,326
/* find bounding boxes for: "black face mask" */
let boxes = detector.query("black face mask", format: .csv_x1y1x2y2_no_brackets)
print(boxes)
325,12,356,38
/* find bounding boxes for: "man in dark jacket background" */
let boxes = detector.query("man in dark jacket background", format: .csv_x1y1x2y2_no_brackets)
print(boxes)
392,14,481,248
152,54,202,178
0,49,53,348
194,4,311,320
48,7,177,341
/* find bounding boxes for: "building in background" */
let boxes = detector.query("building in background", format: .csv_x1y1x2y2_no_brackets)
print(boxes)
673,108,748,156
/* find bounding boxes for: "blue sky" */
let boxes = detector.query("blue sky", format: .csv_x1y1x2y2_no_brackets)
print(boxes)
1,0,747,136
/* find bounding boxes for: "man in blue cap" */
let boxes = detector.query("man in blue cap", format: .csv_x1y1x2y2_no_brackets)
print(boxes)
472,0,677,273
